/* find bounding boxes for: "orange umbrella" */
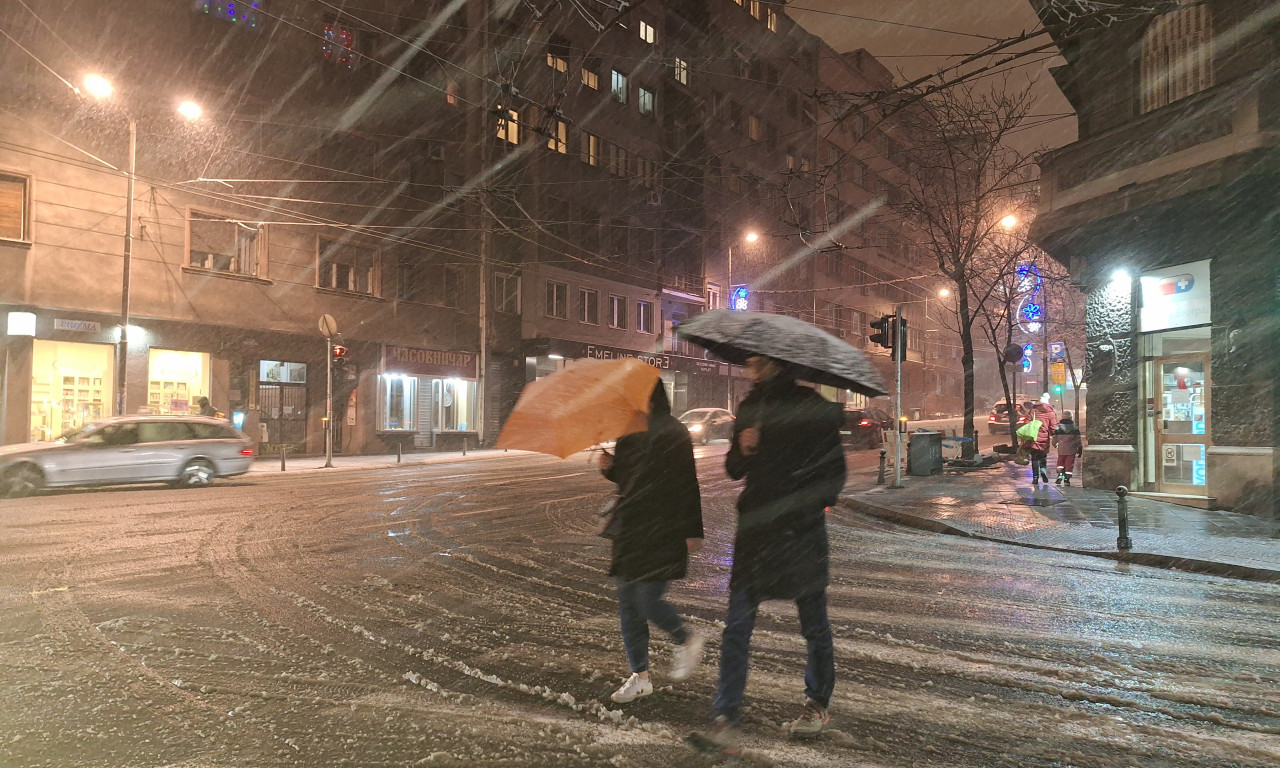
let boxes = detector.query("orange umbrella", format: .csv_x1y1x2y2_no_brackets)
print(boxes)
496,357,662,458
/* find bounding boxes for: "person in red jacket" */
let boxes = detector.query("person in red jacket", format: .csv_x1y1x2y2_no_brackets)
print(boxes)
1026,393,1059,488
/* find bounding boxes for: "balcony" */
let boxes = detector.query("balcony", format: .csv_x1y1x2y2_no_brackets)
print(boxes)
661,272,705,300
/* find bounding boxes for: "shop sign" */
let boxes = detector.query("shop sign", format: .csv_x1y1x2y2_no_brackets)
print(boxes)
384,345,477,378
1139,259,1211,332
54,319,102,333
582,343,672,370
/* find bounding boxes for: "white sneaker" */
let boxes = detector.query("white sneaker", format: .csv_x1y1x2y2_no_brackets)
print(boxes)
610,673,653,703
670,631,705,681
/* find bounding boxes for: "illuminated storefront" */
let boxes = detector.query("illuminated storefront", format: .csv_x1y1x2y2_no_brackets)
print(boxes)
28,339,114,441
145,348,211,415
380,345,478,447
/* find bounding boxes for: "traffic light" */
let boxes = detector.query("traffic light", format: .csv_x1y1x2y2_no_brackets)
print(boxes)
894,315,908,362
869,314,894,349
331,342,348,368
1053,385,1063,394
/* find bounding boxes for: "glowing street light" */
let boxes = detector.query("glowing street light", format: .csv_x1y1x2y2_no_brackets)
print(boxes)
82,73,114,100
177,100,203,120
999,214,1019,229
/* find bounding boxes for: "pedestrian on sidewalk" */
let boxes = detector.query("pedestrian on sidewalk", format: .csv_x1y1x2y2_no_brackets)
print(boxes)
1025,393,1059,488
1052,412,1084,486
688,355,846,758
598,381,705,705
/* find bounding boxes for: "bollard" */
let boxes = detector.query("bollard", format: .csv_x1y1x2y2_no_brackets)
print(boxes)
1116,486,1132,551
462,436,468,456
280,444,287,472
877,449,887,485
397,441,403,463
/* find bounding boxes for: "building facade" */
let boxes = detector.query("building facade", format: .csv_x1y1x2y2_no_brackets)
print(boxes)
1029,0,1278,515
0,0,968,460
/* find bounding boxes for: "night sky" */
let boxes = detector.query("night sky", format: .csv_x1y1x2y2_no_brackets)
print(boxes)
789,0,1077,153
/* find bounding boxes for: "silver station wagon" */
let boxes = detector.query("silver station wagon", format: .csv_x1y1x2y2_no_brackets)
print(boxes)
0,415,255,498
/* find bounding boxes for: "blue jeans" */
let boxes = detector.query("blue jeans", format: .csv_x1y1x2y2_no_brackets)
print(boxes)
616,578,690,673
712,587,834,726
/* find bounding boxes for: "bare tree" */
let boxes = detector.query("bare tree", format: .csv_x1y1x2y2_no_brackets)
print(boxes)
885,82,1040,457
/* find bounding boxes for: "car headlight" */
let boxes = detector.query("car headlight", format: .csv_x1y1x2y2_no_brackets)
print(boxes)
687,423,703,432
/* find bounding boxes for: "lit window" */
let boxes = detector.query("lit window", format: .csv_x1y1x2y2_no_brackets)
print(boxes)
189,210,261,277
546,280,568,318
580,132,599,166
673,58,689,85
578,288,599,324
638,87,655,116
611,70,628,104
608,295,627,329
1140,0,1214,113
547,119,568,153
495,273,520,313
445,81,458,105
318,237,378,295
378,375,417,431
766,8,778,32
496,107,519,144
433,377,476,431
639,21,655,44
636,300,653,333
321,19,361,70
606,142,628,177
546,52,568,72
581,67,599,89
0,173,30,242
749,0,763,20
748,114,761,140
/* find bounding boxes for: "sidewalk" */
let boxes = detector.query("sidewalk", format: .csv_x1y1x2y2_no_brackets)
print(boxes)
841,460,1280,583
247,448,516,475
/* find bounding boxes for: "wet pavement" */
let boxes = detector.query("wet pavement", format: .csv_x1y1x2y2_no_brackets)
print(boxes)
249,448,1280,583
842,459,1280,583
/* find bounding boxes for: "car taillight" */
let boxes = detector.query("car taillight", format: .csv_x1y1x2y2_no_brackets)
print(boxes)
239,448,255,456
859,419,871,426
989,415,997,422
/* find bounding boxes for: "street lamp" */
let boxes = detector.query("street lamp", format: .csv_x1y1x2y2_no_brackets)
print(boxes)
83,74,201,415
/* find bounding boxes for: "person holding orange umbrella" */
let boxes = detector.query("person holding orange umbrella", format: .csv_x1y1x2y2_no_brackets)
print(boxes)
598,381,706,704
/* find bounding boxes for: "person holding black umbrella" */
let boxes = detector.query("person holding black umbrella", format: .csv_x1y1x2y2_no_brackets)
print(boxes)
687,354,846,756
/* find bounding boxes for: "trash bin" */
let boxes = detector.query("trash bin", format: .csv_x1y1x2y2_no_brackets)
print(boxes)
908,431,943,476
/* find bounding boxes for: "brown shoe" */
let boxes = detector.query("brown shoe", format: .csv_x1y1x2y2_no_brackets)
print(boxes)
786,699,830,738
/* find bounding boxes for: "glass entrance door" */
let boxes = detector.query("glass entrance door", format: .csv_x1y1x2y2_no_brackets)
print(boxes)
1155,356,1209,495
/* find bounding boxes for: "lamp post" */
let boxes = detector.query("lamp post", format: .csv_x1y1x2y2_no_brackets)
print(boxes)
83,75,201,416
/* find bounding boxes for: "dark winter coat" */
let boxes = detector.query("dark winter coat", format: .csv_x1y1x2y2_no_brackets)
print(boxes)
1028,402,1058,452
602,389,703,582
1052,419,1083,456
724,376,846,600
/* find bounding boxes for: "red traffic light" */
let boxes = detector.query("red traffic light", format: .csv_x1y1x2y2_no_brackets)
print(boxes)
331,344,348,358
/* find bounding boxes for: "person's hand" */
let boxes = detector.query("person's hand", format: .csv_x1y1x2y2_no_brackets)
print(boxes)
686,538,704,554
738,427,760,455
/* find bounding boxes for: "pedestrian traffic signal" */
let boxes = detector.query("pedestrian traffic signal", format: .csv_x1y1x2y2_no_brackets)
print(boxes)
1053,385,1063,394
331,343,348,367
894,316,908,362
869,314,894,349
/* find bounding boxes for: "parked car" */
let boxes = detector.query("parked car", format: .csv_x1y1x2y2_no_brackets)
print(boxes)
841,408,892,449
987,399,1032,435
677,408,736,444
0,415,255,498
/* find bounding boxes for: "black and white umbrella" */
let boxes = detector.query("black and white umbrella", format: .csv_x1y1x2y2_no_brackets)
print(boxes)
676,309,888,397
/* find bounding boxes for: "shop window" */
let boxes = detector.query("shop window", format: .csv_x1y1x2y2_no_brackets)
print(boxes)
434,377,476,431
259,360,308,383
636,300,653,333
547,119,568,153
579,288,599,325
147,348,211,415
189,210,261,276
495,272,520,313
638,87,655,116
608,294,627,329
496,107,520,144
0,172,29,242
611,70,628,104
673,58,689,85
379,374,418,431
546,280,568,318
318,237,378,295
28,340,112,441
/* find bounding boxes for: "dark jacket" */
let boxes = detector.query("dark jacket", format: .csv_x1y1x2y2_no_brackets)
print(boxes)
602,387,703,582
1052,419,1083,456
724,376,846,600
1028,401,1058,452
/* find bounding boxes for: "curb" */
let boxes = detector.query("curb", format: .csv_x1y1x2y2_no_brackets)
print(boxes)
839,496,1280,585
